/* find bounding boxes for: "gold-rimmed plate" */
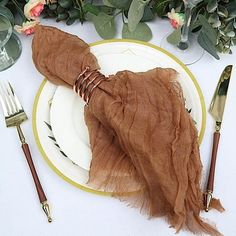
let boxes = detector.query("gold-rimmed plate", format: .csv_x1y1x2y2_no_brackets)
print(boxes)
32,39,206,195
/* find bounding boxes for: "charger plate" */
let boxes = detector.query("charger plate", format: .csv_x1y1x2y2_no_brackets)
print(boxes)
32,39,206,195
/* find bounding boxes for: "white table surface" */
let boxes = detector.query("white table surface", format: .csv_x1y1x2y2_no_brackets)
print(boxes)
0,17,236,236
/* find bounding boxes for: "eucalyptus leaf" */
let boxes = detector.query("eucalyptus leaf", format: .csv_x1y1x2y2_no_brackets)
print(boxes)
140,5,154,22
216,41,224,52
0,6,14,25
227,1,236,17
190,20,202,32
206,0,218,13
198,14,217,45
122,22,152,41
49,3,57,11
83,3,99,16
208,12,220,24
226,31,235,37
57,5,65,14
166,28,181,45
107,0,132,10
153,0,171,17
56,13,69,21
234,21,236,29
66,18,76,25
212,20,221,28
98,5,115,15
92,12,116,39
0,0,8,6
68,9,80,19
58,0,72,9
217,5,228,18
198,31,220,59
224,21,234,32
128,0,150,32
232,38,236,46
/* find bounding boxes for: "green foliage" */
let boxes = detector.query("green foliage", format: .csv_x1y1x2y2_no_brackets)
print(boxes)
106,0,132,10
92,12,116,39
128,0,150,32
197,0,236,55
153,0,236,58
2,0,236,59
0,6,14,25
167,28,181,45
122,22,152,41
0,0,9,7
103,0,236,58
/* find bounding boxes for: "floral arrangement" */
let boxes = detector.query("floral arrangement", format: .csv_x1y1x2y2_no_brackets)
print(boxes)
0,0,236,59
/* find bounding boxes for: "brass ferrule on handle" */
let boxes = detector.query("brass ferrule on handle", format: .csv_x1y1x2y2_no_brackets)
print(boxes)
205,190,213,212
17,126,26,144
42,201,52,223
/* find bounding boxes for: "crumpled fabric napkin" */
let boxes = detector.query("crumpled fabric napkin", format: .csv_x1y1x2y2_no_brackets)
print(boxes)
32,25,224,235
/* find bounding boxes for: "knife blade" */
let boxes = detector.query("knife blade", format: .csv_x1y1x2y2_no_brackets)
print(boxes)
205,65,233,212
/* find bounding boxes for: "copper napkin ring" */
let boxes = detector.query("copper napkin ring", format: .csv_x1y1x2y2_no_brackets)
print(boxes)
73,66,106,105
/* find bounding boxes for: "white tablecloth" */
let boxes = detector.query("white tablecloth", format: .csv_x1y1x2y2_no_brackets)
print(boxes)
0,18,236,236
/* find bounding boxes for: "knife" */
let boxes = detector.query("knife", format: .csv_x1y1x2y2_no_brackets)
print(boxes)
205,65,233,212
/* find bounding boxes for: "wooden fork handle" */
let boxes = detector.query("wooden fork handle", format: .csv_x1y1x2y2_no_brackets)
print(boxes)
22,143,47,203
21,142,52,222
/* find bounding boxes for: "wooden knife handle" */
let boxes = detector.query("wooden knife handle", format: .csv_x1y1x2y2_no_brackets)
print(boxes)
207,132,221,192
22,143,47,203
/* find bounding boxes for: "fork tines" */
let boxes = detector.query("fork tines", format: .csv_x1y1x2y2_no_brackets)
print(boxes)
0,82,28,127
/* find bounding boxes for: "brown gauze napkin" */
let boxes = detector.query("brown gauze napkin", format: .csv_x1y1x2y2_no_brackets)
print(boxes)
32,25,224,235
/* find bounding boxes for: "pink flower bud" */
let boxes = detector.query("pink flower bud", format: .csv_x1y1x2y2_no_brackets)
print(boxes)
14,21,39,36
167,9,185,29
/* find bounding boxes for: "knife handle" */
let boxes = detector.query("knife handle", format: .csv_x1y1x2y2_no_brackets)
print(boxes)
207,131,221,192
205,131,221,212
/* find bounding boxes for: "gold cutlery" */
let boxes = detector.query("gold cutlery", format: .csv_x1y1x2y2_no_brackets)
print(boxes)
0,82,52,222
205,65,233,212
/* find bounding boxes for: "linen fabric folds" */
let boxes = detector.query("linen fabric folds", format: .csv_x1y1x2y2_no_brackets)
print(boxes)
32,25,223,235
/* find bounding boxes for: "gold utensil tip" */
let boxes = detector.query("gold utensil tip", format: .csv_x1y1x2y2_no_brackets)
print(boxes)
42,201,52,223
205,190,213,212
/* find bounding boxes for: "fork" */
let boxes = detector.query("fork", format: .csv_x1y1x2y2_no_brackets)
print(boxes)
0,82,52,223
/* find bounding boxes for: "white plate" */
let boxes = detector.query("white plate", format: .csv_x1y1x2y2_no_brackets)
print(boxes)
33,39,206,193
50,40,206,171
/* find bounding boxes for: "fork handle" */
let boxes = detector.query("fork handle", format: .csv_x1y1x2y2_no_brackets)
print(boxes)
17,126,52,222
22,143,47,202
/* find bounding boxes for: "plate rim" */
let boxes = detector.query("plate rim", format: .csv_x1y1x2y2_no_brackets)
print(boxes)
32,39,206,193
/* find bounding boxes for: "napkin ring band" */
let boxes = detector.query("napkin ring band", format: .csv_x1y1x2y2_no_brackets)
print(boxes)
73,66,106,105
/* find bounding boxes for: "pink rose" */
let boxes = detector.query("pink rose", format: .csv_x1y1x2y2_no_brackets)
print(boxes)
30,3,44,17
167,9,185,29
24,0,46,20
14,21,39,36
